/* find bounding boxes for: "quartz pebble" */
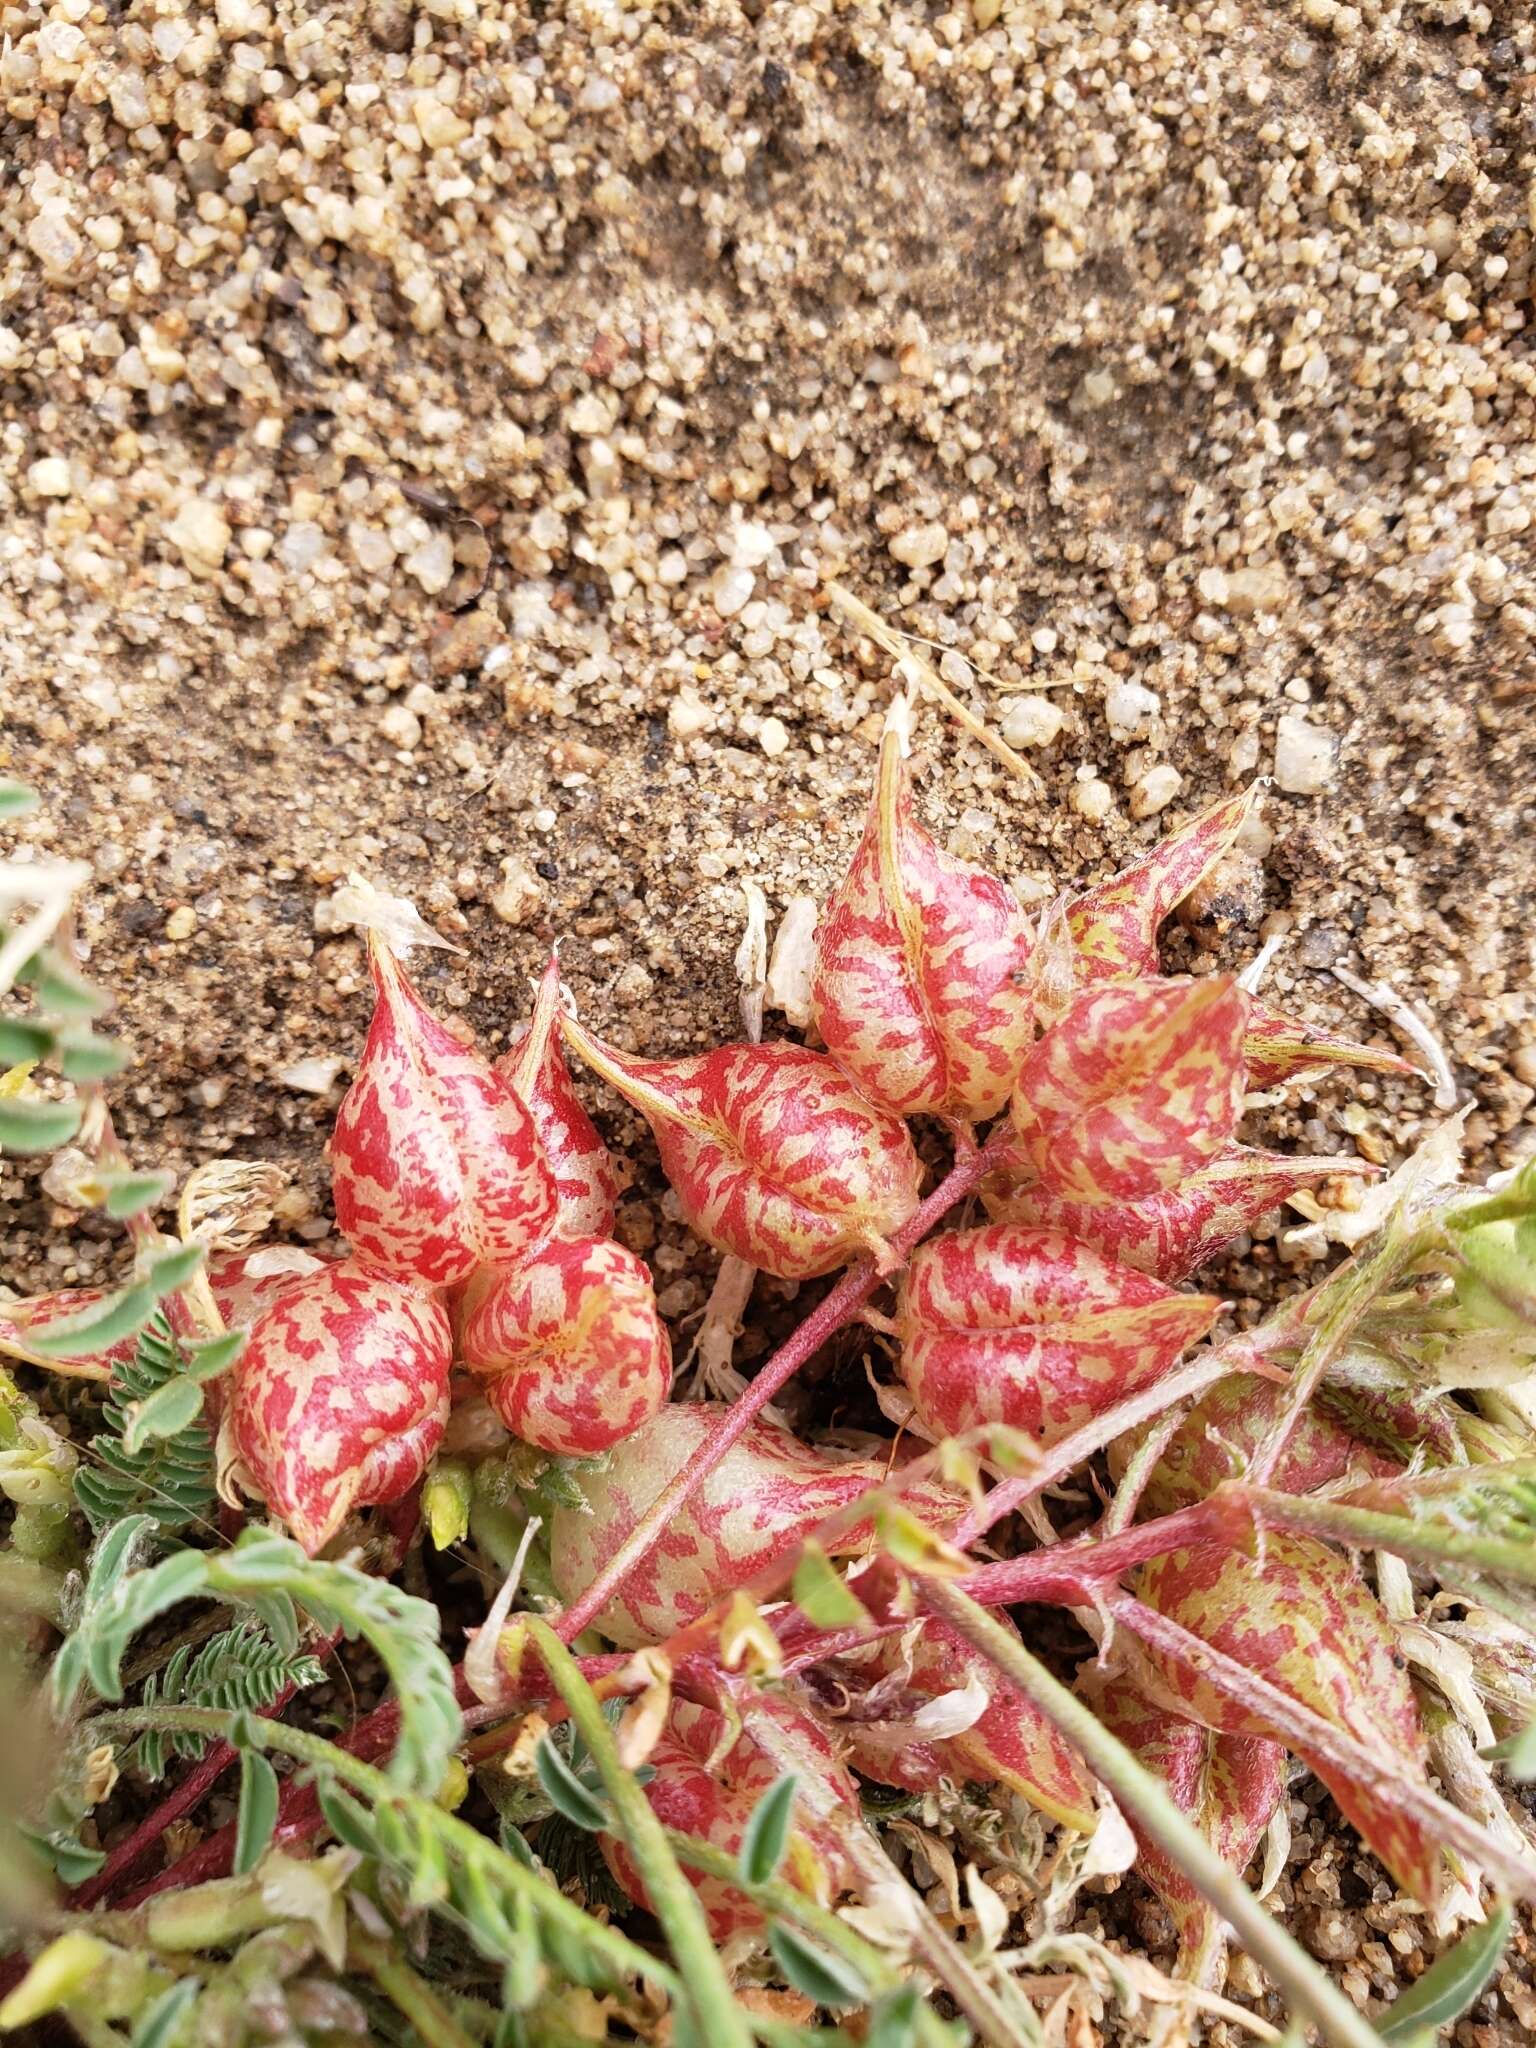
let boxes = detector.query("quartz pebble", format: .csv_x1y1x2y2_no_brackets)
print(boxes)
164,499,231,575
889,521,948,569
1274,715,1339,796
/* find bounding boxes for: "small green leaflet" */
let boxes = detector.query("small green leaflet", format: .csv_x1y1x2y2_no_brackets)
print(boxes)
1377,1900,1512,2041
131,1980,201,2048
56,1032,129,1083
866,1984,922,2048
28,1242,204,1358
0,780,39,819
233,1750,280,1877
767,1925,868,2008
534,1737,608,1832
0,1095,81,1155
122,1376,206,1454
1481,1723,1536,1781
791,1544,869,1629
100,1169,175,1220
738,1773,799,1887
0,1019,52,1064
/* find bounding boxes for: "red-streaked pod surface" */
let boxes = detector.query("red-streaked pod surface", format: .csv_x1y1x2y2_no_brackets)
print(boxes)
328,940,556,1287
1240,997,1419,1088
1128,1373,1403,1516
1012,978,1249,1208
455,1236,669,1457
225,1261,452,1555
494,956,619,1239
808,728,1034,1120
1134,1534,1441,1905
548,1404,957,1650
1065,791,1256,987
0,1245,329,1380
600,1693,859,1941
559,1022,922,1280
896,1223,1220,1446
1077,1664,1286,1976
982,1143,1349,1283
832,1617,1098,1831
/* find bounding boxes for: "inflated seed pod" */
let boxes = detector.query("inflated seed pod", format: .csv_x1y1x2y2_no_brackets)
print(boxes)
223,1261,451,1554
559,1021,922,1280
809,706,1034,1121
896,1222,1220,1445
328,937,556,1287
1011,976,1248,1207
494,956,620,1240
456,1236,669,1458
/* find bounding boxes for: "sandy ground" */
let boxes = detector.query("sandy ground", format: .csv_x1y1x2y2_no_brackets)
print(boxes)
3,0,1536,2032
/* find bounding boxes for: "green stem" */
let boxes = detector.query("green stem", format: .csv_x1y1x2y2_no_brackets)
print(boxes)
86,1706,681,2000
918,1580,1386,2048
350,1929,480,2048
525,1620,752,2048
1242,1484,1536,1586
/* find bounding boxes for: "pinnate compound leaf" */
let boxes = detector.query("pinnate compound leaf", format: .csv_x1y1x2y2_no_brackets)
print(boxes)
897,1221,1219,1446
738,1773,799,1887
768,1925,867,2007
1136,1533,1441,1904
1377,1900,1512,2042
1012,976,1248,1206
0,1095,81,1155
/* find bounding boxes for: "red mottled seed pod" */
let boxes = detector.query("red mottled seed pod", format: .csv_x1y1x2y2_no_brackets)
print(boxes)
982,1142,1351,1282
1065,790,1256,987
494,956,619,1239
1240,998,1418,1087
1135,1533,1441,1905
809,711,1034,1120
548,1403,956,1649
601,1693,859,1941
559,1020,922,1280
456,1236,669,1458
1077,1665,1286,1981
328,938,556,1287
223,1261,451,1555
831,1616,1097,1833
897,1222,1220,1446
1012,977,1248,1207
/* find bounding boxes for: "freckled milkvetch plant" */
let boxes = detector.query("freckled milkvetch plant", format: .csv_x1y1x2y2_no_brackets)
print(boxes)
3,712,1536,2048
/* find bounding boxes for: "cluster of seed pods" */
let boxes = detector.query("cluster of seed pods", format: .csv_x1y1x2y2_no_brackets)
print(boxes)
42,719,1427,1934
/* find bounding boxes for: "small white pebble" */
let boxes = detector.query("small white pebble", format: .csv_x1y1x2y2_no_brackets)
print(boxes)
668,686,715,739
1274,714,1338,795
164,906,197,942
26,457,72,498
889,521,948,569
1073,775,1114,823
758,716,790,758
1129,764,1183,819
1105,677,1160,739
1001,696,1066,749
405,531,455,596
164,497,231,575
490,857,543,926
380,703,422,751
278,1056,346,1096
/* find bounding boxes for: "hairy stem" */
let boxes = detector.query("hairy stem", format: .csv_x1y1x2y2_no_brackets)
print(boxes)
350,1929,480,2048
553,1125,1012,1643
918,1580,1386,2048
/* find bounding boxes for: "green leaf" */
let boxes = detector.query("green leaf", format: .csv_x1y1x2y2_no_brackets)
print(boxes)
739,1773,799,1887
767,1926,868,2009
866,1985,922,2048
100,1169,174,1220
233,1749,280,1877
30,1282,156,1358
1482,1721,1536,1781
791,1545,869,1630
56,1032,129,1083
0,1095,81,1155
182,1329,247,1382
122,1376,206,1454
1377,1900,1512,2041
147,1242,206,1294
316,1783,379,1856
0,781,39,819
535,1737,608,1833
131,1978,200,2048
0,1018,53,1065
24,953,107,1019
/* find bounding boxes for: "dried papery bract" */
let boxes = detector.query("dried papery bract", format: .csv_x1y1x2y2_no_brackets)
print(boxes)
601,1693,859,1941
1077,1666,1286,1982
547,1404,940,1649
223,1261,452,1554
984,1142,1355,1282
456,1236,670,1458
495,956,619,1239
1134,1532,1442,1905
328,938,556,1286
832,1616,1097,1832
559,1020,921,1280
1012,976,1249,1206
809,701,1034,1120
897,1222,1220,1445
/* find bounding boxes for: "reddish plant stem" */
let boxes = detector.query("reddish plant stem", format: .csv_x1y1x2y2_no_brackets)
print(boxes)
551,1126,1013,1645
